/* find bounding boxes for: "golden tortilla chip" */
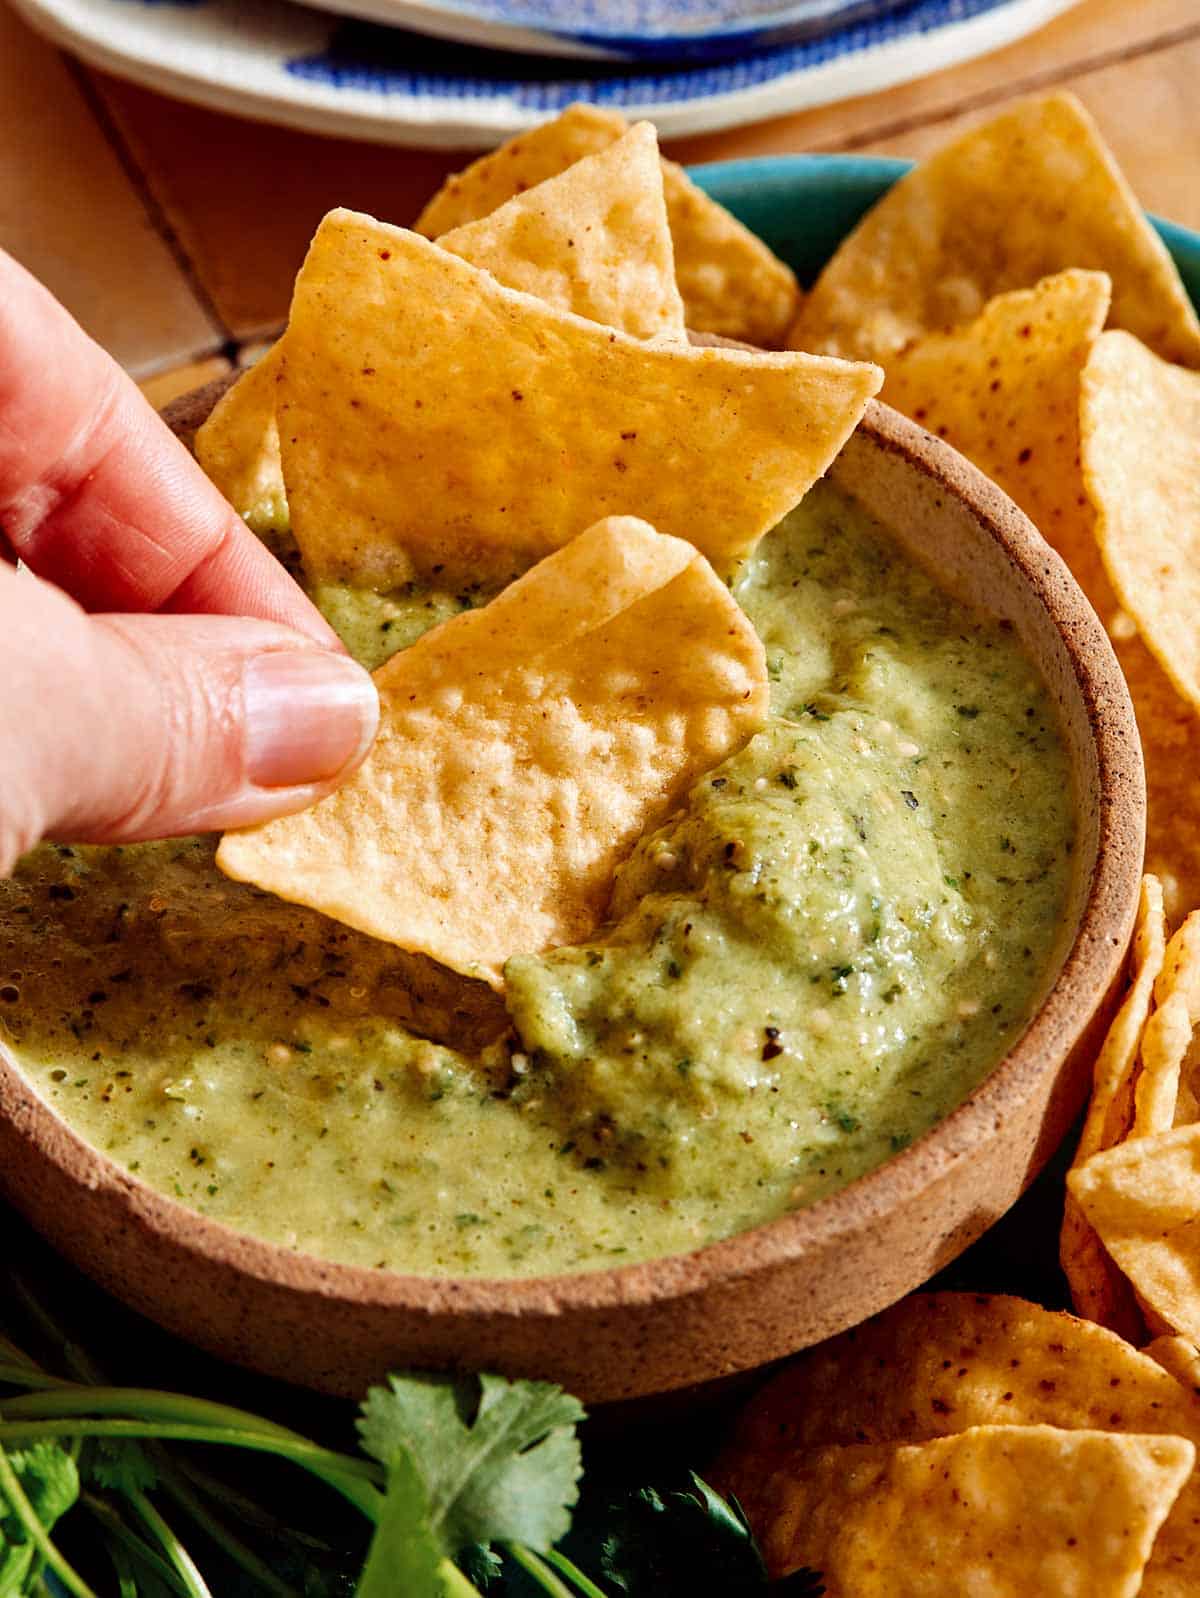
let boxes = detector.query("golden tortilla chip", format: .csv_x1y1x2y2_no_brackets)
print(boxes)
1131,914,1200,1137
1175,1030,1200,1129
789,92,1200,367
414,103,800,346
1146,1336,1200,1397
439,122,685,343
415,104,629,236
1061,874,1166,1339
218,516,768,987
1081,331,1200,712
655,159,799,349
193,351,285,534
1070,1124,1200,1346
746,1426,1192,1594
278,209,879,587
714,1292,1200,1598
1120,634,1200,927
879,269,1112,578
196,135,688,525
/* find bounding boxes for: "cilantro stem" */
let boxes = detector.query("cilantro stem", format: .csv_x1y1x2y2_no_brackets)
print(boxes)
0,1364,75,1391
126,1488,214,1598
157,1456,302,1597
0,1385,369,1462
0,1418,383,1521
505,1545,582,1597
107,1538,142,1598
0,1439,98,1598
542,1549,611,1598
441,1557,487,1596
81,1493,192,1598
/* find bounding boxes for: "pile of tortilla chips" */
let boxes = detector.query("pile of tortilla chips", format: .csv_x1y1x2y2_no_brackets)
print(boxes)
713,1293,1200,1597
203,112,877,978
1063,883,1200,1350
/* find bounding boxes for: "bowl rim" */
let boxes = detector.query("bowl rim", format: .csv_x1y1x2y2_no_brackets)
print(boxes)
0,392,1146,1319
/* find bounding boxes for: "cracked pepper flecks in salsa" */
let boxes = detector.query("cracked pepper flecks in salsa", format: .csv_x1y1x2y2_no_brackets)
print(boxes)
0,481,1075,1276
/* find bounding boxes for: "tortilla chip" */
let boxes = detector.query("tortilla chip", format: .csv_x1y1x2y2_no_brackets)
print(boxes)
1119,634,1200,927
439,123,685,343
218,516,767,986
1175,1020,1200,1128
1061,874,1166,1338
713,1292,1200,1598
193,351,285,534
415,104,630,237
656,160,799,349
1081,331,1200,712
746,1426,1192,1594
1129,914,1200,1138
277,209,879,587
1146,1336,1200,1397
1070,1125,1200,1346
196,136,689,525
879,269,1112,576
414,104,800,346
789,92,1200,368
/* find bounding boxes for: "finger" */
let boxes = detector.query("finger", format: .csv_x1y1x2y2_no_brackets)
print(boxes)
0,564,378,872
0,249,338,647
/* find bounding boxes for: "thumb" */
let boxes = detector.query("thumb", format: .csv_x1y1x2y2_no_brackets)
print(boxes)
1,564,379,869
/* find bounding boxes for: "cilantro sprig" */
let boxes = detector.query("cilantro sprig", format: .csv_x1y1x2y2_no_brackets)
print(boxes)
0,1265,809,1597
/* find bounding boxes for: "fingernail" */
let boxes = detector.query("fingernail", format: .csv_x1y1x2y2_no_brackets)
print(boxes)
243,651,379,789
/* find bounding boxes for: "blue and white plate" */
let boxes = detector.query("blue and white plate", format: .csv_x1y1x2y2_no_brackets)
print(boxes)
307,0,914,65
12,0,1083,148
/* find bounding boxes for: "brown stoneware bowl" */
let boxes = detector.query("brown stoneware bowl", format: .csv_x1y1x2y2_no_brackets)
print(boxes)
0,383,1144,1402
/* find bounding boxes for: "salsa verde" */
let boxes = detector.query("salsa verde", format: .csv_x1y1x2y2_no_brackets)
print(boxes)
0,482,1075,1275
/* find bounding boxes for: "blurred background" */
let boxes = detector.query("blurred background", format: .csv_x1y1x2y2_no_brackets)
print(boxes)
1,0,1195,406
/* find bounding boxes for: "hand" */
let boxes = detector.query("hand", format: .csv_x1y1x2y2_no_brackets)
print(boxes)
0,250,379,876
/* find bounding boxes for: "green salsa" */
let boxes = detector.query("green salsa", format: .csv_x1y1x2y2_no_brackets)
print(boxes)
0,482,1075,1275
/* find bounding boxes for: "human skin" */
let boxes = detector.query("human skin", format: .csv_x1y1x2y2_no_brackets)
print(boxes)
0,249,379,876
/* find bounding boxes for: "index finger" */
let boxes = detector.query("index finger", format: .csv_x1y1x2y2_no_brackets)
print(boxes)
0,249,339,648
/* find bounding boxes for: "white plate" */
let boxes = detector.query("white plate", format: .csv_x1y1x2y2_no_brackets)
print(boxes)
12,0,1084,149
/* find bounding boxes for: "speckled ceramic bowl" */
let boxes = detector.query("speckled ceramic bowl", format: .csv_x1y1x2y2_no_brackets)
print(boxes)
0,386,1143,1402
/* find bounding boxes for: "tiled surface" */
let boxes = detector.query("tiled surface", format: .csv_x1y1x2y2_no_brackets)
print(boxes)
1,0,1197,380
0,6,217,377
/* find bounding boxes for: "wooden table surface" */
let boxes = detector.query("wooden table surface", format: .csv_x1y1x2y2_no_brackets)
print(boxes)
2,0,1197,408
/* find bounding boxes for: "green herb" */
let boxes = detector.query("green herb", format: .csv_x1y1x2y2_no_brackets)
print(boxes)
358,1373,582,1576
600,1473,823,1596
0,1271,800,1598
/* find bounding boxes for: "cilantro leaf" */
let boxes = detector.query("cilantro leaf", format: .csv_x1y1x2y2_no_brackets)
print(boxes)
0,1443,80,1598
355,1443,444,1598
86,1438,159,1497
459,1545,504,1590
600,1473,769,1596
357,1373,583,1560
0,1443,78,1541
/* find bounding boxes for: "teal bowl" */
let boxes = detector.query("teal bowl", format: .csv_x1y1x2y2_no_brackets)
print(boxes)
690,152,1200,310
